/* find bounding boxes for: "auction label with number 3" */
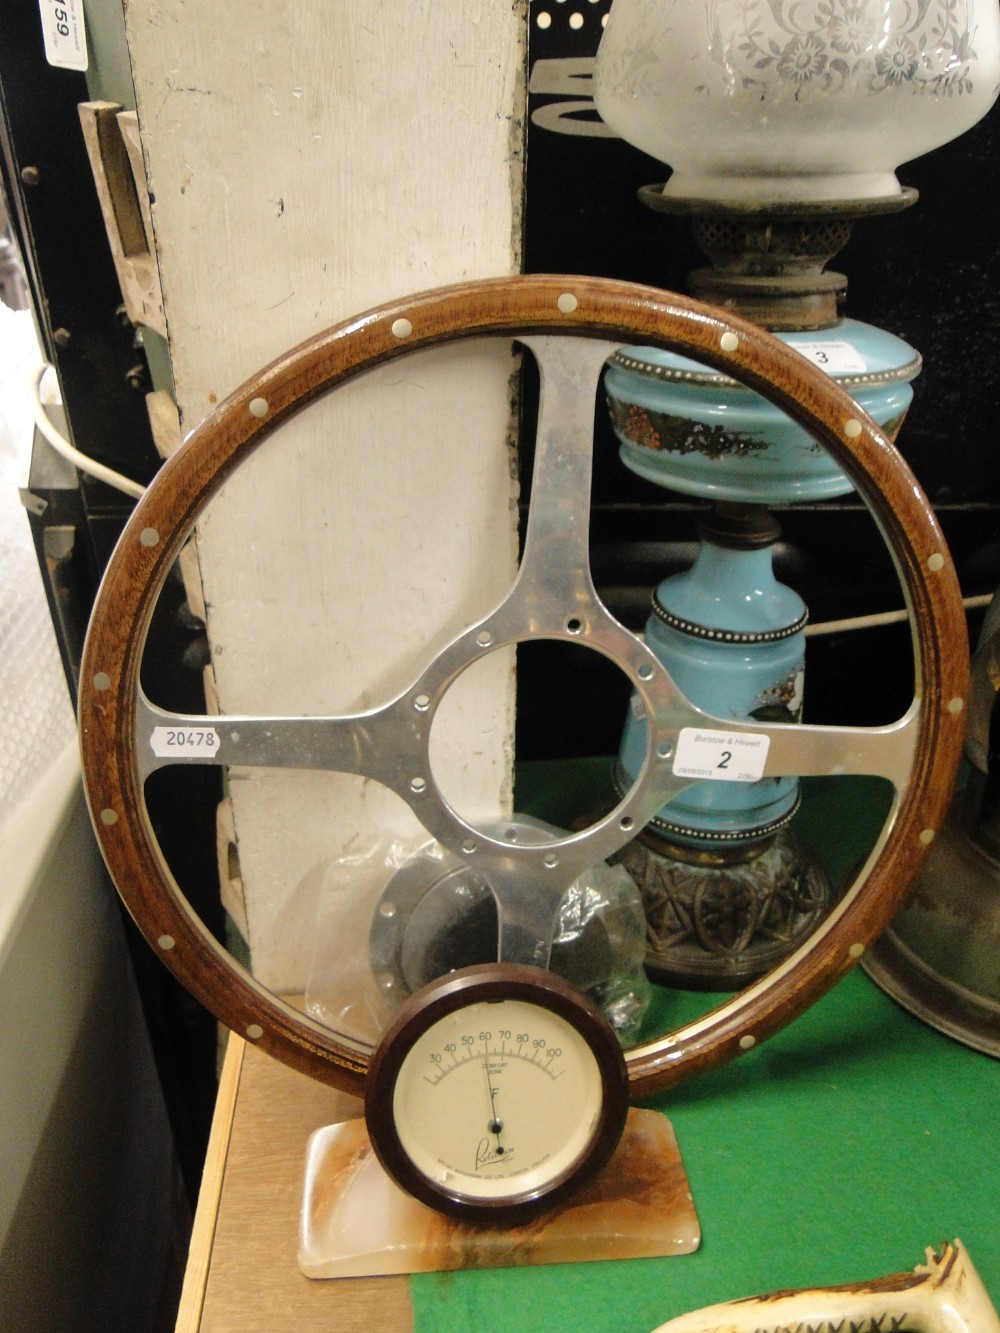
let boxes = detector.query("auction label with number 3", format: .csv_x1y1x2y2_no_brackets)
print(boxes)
674,728,770,782
794,341,866,374
39,0,88,71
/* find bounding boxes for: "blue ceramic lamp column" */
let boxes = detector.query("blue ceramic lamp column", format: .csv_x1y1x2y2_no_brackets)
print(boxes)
615,506,806,845
593,0,1000,987
605,336,918,987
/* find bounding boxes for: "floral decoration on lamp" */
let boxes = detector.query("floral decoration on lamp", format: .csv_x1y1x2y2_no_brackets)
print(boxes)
715,0,982,96
595,0,1000,202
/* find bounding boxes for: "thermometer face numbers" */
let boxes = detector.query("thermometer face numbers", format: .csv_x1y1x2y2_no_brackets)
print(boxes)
392,999,603,1201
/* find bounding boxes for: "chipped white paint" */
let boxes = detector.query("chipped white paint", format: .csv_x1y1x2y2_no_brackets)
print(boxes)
124,1,527,991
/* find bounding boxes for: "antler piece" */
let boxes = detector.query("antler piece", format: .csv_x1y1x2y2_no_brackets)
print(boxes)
651,1242,999,1333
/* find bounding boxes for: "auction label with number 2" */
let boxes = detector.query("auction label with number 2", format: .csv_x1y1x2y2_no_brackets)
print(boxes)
39,0,88,71
674,728,770,782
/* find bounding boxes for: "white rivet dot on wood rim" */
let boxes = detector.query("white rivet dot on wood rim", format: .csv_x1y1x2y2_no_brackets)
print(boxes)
246,1024,264,1040
391,317,413,338
93,671,111,691
739,1034,756,1050
140,527,159,547
948,697,965,714
928,552,945,572
848,942,865,959
158,934,176,951
248,397,269,418
919,828,935,845
720,331,739,352
844,418,863,438
100,808,118,825
557,292,578,314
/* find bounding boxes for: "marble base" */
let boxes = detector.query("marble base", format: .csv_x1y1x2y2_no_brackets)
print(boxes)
299,1107,700,1278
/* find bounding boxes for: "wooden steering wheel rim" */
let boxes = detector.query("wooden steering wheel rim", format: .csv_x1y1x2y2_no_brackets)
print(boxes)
78,275,967,1100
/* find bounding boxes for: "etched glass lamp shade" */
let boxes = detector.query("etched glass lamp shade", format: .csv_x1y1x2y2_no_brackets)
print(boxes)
594,0,1000,204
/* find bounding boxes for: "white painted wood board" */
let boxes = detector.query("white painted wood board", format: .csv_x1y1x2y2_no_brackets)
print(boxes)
124,0,527,993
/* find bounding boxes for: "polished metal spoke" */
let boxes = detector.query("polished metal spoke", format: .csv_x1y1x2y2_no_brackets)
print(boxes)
510,335,622,615
136,690,419,786
753,705,920,787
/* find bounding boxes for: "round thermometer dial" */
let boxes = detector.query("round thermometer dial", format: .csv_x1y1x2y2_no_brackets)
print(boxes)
364,964,630,1225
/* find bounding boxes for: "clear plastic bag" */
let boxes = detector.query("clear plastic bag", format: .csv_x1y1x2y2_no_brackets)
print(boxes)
305,816,651,1048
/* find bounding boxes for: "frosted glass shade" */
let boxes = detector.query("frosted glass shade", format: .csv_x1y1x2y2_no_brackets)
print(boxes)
595,0,1000,203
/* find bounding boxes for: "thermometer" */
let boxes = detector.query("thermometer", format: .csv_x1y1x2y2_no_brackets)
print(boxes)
364,964,630,1225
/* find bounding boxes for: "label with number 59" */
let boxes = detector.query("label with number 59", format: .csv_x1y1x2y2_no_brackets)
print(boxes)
673,728,770,782
39,0,88,71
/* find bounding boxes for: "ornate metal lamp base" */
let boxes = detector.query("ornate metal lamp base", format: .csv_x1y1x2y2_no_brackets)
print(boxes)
612,825,832,991
636,186,918,331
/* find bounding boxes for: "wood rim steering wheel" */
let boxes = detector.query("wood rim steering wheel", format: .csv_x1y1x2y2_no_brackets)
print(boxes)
78,275,967,1100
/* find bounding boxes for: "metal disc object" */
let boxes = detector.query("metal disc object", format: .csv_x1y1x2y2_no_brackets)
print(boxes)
864,594,1000,1057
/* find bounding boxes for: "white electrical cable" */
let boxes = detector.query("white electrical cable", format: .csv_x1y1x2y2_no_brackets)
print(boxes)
26,360,996,632
806,593,992,636
30,362,146,499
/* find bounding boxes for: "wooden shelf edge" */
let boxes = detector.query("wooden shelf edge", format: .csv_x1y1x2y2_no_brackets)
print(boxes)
175,1034,247,1333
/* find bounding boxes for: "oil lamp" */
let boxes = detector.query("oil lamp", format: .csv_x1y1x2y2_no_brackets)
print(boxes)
594,0,1000,987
